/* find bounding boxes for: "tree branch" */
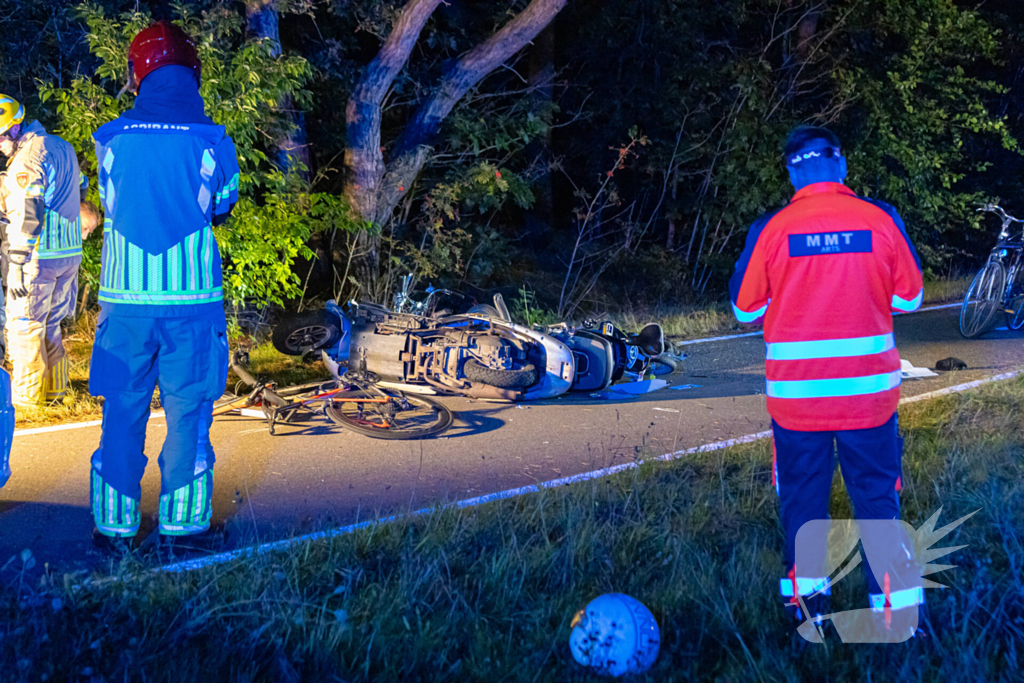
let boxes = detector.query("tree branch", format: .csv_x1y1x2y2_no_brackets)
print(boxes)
376,0,568,224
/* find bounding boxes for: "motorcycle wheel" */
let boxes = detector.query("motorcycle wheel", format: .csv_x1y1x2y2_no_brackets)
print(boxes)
463,359,539,388
467,304,502,318
272,310,342,357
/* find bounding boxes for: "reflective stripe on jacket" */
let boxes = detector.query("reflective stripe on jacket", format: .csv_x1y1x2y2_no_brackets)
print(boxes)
0,121,84,262
92,118,240,317
729,182,924,431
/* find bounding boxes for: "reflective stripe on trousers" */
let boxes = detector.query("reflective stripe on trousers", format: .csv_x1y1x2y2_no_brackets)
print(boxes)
870,587,924,612
5,255,80,406
91,466,214,538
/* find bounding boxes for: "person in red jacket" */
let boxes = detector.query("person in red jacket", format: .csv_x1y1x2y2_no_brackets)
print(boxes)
730,126,925,636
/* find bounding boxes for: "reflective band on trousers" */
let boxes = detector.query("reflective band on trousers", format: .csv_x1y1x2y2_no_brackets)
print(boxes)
870,587,924,612
779,577,831,597
766,333,895,361
766,370,902,399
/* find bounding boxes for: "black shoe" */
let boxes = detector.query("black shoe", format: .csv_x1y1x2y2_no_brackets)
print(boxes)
157,527,227,561
911,602,933,639
91,528,136,556
785,594,831,652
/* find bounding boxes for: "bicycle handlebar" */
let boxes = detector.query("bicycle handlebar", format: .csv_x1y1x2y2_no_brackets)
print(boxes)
978,203,1024,225
230,355,257,388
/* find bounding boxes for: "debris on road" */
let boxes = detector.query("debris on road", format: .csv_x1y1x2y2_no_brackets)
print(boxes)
669,384,701,391
935,357,968,371
900,359,939,379
590,389,636,400
614,380,669,394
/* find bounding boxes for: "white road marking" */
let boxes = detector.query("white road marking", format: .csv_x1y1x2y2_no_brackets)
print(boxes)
157,368,1020,574
13,412,166,438
5,299,972,438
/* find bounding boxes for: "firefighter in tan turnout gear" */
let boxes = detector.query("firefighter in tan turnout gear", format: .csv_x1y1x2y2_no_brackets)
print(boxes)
0,94,85,406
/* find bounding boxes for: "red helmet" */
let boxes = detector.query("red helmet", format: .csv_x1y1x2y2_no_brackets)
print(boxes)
128,22,201,92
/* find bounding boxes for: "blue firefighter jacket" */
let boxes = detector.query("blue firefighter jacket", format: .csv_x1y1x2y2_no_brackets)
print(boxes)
92,68,240,317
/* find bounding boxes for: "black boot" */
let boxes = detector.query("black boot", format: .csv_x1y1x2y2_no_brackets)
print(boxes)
911,601,933,640
91,528,136,557
157,527,227,561
785,594,831,652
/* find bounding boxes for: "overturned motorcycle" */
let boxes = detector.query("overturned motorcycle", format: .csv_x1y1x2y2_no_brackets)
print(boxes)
273,285,685,401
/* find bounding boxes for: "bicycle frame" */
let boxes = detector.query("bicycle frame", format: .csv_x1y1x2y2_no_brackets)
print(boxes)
979,205,1024,306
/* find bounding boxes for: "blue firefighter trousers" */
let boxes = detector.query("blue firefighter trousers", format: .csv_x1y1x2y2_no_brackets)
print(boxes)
772,413,903,599
88,311,228,537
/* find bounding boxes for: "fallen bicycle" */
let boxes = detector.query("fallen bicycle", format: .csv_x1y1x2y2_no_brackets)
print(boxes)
212,350,454,440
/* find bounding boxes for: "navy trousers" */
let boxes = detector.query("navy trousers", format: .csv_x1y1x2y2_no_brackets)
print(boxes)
772,413,902,596
88,311,228,536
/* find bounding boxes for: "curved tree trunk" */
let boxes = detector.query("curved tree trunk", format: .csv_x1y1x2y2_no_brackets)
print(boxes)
342,0,568,299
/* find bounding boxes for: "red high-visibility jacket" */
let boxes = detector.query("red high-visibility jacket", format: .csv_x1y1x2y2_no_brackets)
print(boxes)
729,182,923,431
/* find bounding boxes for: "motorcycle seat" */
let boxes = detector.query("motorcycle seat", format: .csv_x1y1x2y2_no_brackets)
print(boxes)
628,323,665,358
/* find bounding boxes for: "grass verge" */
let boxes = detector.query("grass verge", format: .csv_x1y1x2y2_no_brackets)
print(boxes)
2,374,1021,681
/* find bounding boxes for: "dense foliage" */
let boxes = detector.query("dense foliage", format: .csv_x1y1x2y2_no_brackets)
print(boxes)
3,0,1023,314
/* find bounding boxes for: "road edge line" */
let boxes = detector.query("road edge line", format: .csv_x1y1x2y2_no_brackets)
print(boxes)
155,368,1019,575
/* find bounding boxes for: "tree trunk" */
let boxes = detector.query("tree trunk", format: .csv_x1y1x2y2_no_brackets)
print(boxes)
344,0,446,225
666,169,678,249
245,0,311,177
342,0,446,296
380,0,569,223
342,0,568,296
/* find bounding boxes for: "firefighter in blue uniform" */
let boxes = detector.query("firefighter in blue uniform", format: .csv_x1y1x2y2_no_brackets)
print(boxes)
89,23,239,552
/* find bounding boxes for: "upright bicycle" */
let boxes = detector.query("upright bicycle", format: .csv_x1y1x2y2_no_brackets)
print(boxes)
213,350,454,439
959,204,1024,338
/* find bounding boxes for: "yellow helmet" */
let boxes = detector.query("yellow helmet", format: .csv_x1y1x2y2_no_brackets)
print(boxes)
0,95,25,136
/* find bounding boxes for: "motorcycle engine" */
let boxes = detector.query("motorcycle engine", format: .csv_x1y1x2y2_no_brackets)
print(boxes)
440,331,521,376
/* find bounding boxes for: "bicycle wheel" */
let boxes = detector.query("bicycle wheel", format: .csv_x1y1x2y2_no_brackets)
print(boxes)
1004,264,1024,331
960,260,1006,338
326,388,453,439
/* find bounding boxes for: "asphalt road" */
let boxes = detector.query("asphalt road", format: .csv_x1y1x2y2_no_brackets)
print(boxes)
2,305,1022,573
